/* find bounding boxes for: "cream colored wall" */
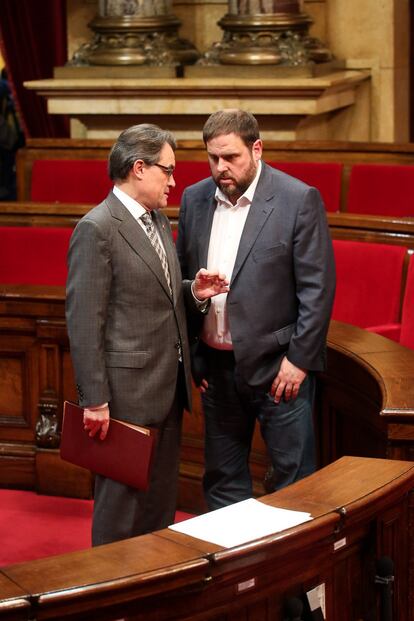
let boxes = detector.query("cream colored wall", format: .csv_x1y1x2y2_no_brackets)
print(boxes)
67,0,97,59
173,1,224,53
66,0,410,142
326,0,410,142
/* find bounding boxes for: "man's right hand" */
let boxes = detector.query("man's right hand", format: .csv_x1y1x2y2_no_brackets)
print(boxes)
193,268,229,300
83,404,110,440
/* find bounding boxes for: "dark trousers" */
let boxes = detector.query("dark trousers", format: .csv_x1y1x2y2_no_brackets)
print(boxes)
92,392,183,546
201,346,316,510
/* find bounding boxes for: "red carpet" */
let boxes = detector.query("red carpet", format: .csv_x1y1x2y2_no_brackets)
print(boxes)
0,490,193,566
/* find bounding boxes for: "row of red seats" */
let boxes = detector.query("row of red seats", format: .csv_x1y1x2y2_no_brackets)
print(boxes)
30,159,414,217
0,228,413,350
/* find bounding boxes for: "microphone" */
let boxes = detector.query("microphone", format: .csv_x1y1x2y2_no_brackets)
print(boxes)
375,556,394,621
284,596,304,621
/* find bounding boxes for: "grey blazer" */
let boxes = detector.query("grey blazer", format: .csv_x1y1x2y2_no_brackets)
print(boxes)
66,191,195,425
177,162,336,389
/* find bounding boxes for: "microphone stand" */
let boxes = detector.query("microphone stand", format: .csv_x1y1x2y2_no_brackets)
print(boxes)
375,556,394,621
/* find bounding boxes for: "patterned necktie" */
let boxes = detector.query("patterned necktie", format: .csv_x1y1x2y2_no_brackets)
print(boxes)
140,211,172,295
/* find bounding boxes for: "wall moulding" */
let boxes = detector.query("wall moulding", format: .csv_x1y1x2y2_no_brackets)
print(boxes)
24,69,370,141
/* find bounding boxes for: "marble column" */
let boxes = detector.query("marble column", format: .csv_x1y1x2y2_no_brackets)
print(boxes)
201,0,332,66
70,0,199,66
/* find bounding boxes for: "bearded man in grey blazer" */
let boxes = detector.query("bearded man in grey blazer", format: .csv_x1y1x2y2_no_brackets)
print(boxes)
177,110,336,510
66,124,228,545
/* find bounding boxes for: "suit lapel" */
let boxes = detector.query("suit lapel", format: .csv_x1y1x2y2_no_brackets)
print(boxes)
106,192,173,300
195,186,216,269
231,165,275,285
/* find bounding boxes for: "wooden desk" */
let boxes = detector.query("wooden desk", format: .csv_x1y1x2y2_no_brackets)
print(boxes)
318,321,414,467
0,573,30,620
2,456,414,620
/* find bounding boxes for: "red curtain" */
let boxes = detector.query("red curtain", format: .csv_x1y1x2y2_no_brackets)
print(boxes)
0,0,69,138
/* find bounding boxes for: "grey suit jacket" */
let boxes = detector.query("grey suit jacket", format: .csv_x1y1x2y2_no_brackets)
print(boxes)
177,162,336,389
66,191,195,425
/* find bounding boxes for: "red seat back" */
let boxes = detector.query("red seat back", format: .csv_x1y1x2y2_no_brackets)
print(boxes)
169,161,211,206
269,161,343,212
400,254,414,349
347,163,414,216
31,160,111,204
0,227,72,286
332,240,406,328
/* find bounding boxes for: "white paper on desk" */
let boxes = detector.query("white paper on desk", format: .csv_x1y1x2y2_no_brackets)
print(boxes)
169,498,313,548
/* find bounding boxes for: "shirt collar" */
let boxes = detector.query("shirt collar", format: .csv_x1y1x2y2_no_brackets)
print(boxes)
215,160,262,208
113,185,147,220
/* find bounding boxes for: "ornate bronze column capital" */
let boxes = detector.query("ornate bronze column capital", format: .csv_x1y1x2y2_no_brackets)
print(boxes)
200,0,333,67
70,1,199,67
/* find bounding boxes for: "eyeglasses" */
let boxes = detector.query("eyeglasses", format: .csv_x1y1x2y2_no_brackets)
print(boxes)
153,163,175,178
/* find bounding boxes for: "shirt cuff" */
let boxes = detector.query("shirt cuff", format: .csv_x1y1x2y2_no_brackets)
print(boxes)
86,403,108,411
191,281,210,312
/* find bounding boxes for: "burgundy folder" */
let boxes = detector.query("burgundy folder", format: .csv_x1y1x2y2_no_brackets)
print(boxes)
60,401,157,490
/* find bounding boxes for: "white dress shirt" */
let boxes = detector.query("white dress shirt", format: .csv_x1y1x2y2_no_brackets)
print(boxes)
113,185,167,253
202,161,262,350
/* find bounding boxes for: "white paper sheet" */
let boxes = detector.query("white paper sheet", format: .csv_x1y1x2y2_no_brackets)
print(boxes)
169,498,312,548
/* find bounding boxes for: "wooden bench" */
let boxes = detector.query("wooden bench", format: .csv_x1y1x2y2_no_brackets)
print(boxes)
7,137,414,252
0,224,412,340
15,138,414,216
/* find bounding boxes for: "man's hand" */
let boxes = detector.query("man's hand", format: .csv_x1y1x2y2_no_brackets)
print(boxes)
83,404,110,440
270,357,308,404
199,378,209,393
193,268,229,300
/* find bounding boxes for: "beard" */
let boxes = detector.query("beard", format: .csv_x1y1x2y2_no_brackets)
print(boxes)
215,159,258,201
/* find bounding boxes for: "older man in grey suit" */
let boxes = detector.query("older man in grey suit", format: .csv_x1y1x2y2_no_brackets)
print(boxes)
177,110,336,510
66,124,228,545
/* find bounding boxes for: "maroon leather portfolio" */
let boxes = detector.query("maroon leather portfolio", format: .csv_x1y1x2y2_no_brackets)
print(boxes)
60,401,157,491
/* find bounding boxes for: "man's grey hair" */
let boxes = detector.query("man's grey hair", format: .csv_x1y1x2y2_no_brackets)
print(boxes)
203,109,260,148
108,123,176,182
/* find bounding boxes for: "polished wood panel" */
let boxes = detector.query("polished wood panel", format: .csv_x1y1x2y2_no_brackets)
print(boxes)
318,322,414,467
0,285,92,497
0,573,30,621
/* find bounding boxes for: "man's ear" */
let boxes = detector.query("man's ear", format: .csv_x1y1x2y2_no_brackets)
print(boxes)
132,159,145,179
252,139,263,162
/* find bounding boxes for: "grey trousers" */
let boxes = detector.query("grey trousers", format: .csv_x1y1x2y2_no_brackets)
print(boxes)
92,394,183,546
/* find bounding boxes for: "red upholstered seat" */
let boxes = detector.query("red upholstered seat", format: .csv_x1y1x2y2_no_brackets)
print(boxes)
31,160,111,204
269,161,343,212
368,255,414,349
332,240,407,329
169,160,344,212
400,255,414,349
30,158,211,207
0,227,72,286
347,163,414,216
168,160,211,205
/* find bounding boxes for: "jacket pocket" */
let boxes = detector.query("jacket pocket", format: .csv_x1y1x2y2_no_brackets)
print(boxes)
253,243,287,262
273,323,296,346
105,351,149,368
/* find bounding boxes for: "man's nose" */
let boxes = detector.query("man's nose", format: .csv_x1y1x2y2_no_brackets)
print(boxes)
216,158,228,172
168,174,176,188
